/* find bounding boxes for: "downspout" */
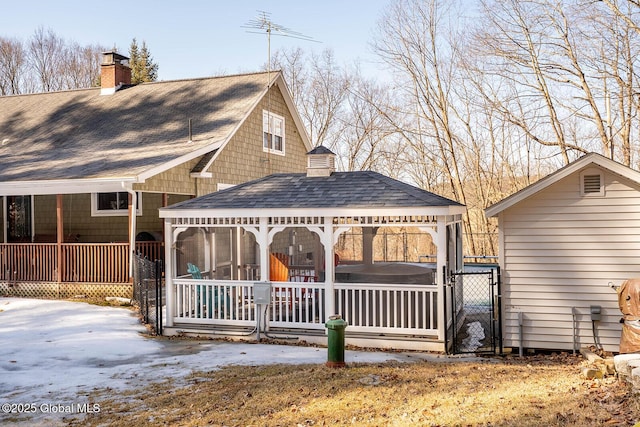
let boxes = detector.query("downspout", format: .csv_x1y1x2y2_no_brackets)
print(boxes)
123,183,137,278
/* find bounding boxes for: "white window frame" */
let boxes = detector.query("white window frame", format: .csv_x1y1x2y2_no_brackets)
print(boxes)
263,110,285,155
580,168,605,197
91,191,142,217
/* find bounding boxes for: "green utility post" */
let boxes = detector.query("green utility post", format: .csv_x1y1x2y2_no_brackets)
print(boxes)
325,314,348,368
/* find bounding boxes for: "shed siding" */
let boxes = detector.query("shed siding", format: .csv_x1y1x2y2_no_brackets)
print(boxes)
501,168,640,352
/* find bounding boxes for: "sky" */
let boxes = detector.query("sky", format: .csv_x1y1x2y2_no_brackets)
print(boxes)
1,0,392,81
0,297,464,425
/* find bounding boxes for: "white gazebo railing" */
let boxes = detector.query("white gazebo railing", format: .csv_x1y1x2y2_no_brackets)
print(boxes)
174,279,257,325
335,282,438,335
172,279,438,337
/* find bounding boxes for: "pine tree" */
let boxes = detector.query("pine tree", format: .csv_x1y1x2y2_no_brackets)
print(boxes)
129,38,158,84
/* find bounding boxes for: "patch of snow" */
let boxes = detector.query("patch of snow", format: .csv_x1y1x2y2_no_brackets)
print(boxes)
460,321,486,352
0,297,429,425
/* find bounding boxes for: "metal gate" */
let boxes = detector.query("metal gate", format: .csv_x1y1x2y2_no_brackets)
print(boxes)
133,254,164,335
445,266,501,354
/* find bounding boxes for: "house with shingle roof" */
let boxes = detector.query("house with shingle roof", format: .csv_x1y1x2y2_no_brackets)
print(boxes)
0,51,311,298
159,147,467,352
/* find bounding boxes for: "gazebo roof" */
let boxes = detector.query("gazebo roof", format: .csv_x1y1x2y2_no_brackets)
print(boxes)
162,171,464,213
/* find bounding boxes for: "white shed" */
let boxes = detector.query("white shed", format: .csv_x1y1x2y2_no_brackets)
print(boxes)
485,153,640,352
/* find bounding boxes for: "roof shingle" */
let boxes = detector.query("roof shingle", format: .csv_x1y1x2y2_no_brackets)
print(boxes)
0,72,272,181
164,171,463,210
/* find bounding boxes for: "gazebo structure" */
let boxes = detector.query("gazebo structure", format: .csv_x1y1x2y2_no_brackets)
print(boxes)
159,147,466,351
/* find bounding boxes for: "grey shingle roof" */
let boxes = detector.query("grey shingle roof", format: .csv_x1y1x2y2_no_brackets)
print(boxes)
308,145,334,155
164,171,463,210
0,72,272,181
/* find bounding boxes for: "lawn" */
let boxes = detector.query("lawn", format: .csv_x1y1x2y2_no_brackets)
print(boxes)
73,353,638,427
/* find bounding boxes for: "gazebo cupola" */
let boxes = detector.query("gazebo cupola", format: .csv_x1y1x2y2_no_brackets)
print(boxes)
306,146,336,177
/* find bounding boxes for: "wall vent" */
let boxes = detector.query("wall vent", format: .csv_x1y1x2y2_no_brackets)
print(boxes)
583,174,601,193
580,168,604,197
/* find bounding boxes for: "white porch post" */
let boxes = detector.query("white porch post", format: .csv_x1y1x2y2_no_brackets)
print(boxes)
2,196,5,243
258,217,269,281
436,216,448,341
124,186,137,279
324,216,335,317
164,218,174,328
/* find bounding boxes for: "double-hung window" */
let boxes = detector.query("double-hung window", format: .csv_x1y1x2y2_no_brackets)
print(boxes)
91,192,142,216
263,110,285,155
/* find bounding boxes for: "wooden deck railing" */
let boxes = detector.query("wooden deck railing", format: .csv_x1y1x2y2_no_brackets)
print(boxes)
61,243,130,283
0,242,163,283
0,243,58,282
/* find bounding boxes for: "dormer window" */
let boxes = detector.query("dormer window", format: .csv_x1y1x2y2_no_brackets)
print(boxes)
580,168,604,197
263,110,285,155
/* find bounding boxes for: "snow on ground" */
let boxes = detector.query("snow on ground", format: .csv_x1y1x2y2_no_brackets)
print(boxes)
0,297,466,425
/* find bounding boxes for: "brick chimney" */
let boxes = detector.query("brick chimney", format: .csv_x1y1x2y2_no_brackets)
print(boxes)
100,51,131,95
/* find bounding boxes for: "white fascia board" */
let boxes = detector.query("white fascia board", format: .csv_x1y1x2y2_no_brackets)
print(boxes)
159,205,466,219
137,139,226,182
274,74,313,151
0,178,138,196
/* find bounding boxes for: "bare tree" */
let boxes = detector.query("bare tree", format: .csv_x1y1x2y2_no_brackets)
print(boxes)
586,0,640,166
29,27,66,92
372,0,496,254
0,37,26,95
0,28,106,94
62,43,104,89
340,74,400,174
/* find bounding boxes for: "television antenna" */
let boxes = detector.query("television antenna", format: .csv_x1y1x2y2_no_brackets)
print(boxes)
243,11,319,172
243,11,319,75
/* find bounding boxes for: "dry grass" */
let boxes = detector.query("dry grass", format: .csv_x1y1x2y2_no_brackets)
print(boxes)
70,352,640,427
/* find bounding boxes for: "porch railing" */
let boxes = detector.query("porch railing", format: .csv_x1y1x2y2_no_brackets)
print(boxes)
0,243,57,282
174,279,257,325
61,243,130,283
335,282,438,335
0,242,163,283
172,280,437,336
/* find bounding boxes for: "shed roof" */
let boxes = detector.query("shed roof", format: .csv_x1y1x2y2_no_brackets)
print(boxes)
485,152,640,217
161,170,464,216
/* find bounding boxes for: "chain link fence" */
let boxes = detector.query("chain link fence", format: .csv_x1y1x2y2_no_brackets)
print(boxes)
132,253,164,335
448,267,501,354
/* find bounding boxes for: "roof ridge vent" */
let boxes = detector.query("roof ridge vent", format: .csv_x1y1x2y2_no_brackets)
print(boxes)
307,146,336,177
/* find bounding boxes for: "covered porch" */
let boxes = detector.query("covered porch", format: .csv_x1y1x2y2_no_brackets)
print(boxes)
0,183,184,298
160,148,466,351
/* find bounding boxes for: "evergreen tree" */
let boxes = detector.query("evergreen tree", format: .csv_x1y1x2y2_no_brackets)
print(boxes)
129,38,158,84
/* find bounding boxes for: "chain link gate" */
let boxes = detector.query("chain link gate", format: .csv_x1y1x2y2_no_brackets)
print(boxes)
445,266,501,354
133,253,164,335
